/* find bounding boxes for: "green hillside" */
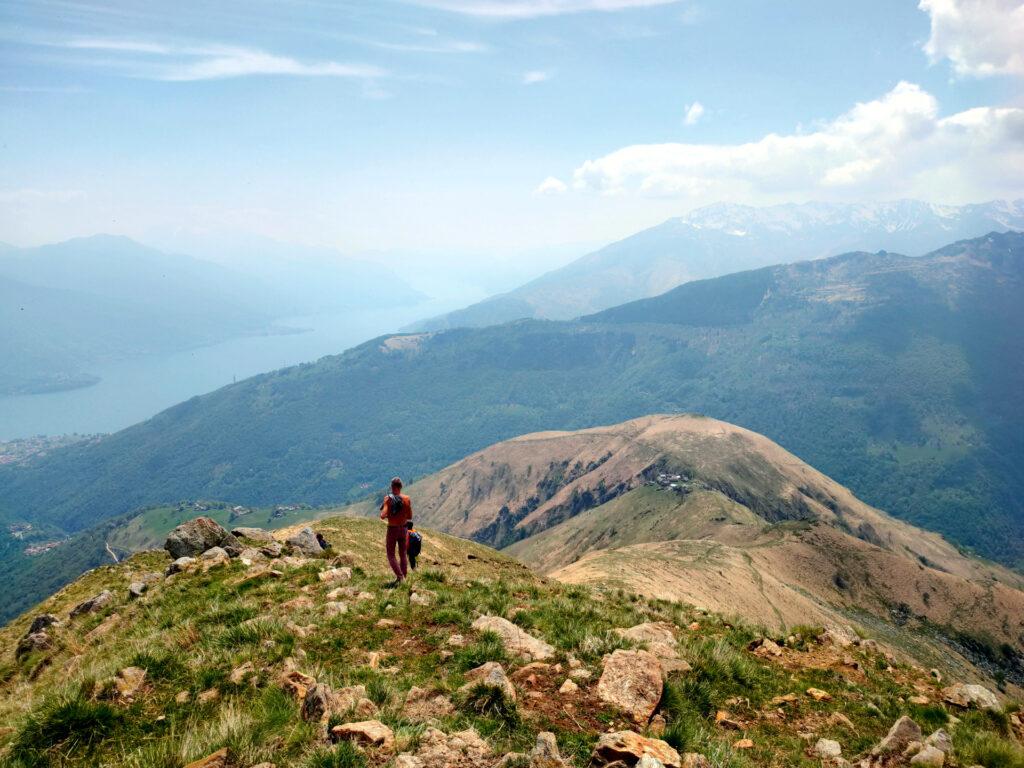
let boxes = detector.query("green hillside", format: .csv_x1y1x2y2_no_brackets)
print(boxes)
0,232,1020,623
1,516,1021,768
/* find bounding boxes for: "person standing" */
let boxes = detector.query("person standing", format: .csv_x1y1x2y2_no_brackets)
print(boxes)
380,476,412,587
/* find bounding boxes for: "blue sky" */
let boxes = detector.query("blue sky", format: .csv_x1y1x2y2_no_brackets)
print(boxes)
1,0,1022,255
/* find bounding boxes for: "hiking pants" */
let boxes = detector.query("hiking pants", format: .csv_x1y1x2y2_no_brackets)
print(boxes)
386,525,408,580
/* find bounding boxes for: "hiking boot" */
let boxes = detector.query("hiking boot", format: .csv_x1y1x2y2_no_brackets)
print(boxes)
384,579,402,590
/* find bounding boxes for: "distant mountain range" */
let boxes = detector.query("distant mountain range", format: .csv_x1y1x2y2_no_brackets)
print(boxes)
0,230,1020,623
0,234,423,396
410,199,1024,331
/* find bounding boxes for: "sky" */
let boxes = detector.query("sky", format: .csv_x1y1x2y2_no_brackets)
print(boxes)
1,0,1022,257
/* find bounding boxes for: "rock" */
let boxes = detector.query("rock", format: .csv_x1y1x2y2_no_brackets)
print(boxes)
635,755,664,768
184,748,230,768
942,683,1001,712
27,613,60,635
319,567,352,583
377,618,399,629
278,669,316,700
925,730,952,755
733,739,754,750
175,690,190,704
648,715,666,737
597,649,663,725
128,581,148,599
114,666,147,701
569,668,592,681
325,601,348,617
16,631,52,657
84,613,120,642
302,683,370,723
403,687,454,720
751,638,783,658
929,669,942,682
646,642,691,676
680,755,711,768
616,622,676,646
559,679,579,695
770,693,798,706
714,711,742,730
286,527,324,556
814,739,842,760
910,745,945,767
413,727,492,768
282,596,314,611
197,688,220,704
872,716,923,757
166,556,197,575
828,713,855,730
909,695,930,705
447,633,466,647
463,662,516,701
330,720,395,750
531,732,566,768
70,590,113,618
411,592,434,606
237,547,264,565
819,626,858,648
356,698,379,718
261,542,283,558
229,661,256,685
806,688,832,702
232,526,274,543
511,662,552,682
592,732,680,768
471,616,554,661
165,517,241,559
200,547,230,569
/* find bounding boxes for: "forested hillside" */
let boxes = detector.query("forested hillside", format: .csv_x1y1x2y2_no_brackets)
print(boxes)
0,233,1020,610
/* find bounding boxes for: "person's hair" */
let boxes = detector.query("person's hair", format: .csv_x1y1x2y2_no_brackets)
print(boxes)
391,476,403,490
406,520,414,529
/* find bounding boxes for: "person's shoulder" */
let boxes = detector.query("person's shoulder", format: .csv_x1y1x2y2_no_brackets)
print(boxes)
402,494,411,501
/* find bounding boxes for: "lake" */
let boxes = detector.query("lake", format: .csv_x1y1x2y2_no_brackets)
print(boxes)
0,303,455,440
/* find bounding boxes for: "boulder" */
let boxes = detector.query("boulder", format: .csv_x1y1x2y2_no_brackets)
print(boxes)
184,748,230,768
591,731,681,768
330,720,395,750
872,716,923,757
925,730,952,755
164,517,241,559
286,527,323,555
114,666,147,701
597,649,663,725
231,526,274,543
910,745,945,767
70,590,113,618
166,557,197,575
615,622,677,646
531,732,567,768
942,683,1001,712
27,614,60,635
16,631,52,658
128,582,148,599
261,542,283,558
814,739,842,760
462,662,516,702
471,616,554,661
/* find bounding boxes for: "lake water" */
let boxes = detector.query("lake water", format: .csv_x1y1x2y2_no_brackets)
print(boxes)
0,303,455,440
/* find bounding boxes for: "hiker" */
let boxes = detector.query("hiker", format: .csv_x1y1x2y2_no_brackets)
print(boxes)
315,531,331,551
380,476,412,586
406,520,422,571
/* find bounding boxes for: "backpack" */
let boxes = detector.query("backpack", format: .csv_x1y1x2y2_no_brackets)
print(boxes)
408,530,422,558
386,493,404,518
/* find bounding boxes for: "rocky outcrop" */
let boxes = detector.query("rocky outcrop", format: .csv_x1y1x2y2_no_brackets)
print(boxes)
164,517,241,559
596,649,663,725
591,731,681,768
470,616,554,661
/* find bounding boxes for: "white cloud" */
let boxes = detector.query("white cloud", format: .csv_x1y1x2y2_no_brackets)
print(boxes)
683,101,704,125
919,0,1024,77
62,38,386,82
568,82,1024,202
409,0,681,19
535,176,568,194
522,70,550,84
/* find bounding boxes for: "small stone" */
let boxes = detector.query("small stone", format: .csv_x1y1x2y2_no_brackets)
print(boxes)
942,683,1001,712
814,739,842,760
910,745,945,767
261,542,283,558
806,688,832,702
770,693,798,706
929,669,942,682
463,661,516,701
128,581,148,599
229,661,256,685
175,690,190,703
231,526,274,543
319,567,352,583
470,615,554,661
751,638,783,658
197,688,220,704
591,730,681,768
84,613,120,642
909,695,930,705
559,679,579,695
531,731,566,768
114,666,147,701
447,634,466,647
286,527,324,556
184,748,230,768
714,711,742,730
733,739,754,750
325,601,348,617
925,730,952,755
410,592,433,606
330,720,395,750
688,623,700,631
166,556,197,575
681,755,711,768
827,713,855,729
165,517,241,559
570,668,592,681
376,618,399,629
615,622,677,646
16,631,52,658
872,716,923,757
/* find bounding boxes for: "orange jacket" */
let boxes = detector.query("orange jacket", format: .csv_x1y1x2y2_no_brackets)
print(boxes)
380,493,413,527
